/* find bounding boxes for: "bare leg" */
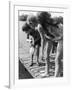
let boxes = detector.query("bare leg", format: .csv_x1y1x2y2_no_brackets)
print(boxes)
35,45,40,65
55,41,63,77
30,54,34,66
30,47,35,66
45,41,53,75
41,38,46,61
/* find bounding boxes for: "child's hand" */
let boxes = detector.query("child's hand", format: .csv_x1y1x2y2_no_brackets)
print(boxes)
26,39,32,43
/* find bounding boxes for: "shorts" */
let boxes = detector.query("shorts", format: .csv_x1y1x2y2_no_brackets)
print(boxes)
34,39,41,47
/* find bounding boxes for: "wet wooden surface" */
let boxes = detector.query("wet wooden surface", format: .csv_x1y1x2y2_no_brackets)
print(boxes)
19,53,55,78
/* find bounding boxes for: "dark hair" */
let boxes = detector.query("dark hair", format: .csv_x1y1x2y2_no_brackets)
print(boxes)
22,22,31,32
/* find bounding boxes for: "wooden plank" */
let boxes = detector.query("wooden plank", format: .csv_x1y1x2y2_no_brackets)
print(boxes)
19,55,56,78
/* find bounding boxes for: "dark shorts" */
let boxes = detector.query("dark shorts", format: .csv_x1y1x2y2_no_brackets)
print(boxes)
34,39,41,47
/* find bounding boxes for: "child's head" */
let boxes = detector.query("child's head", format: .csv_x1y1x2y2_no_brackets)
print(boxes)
27,14,38,29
